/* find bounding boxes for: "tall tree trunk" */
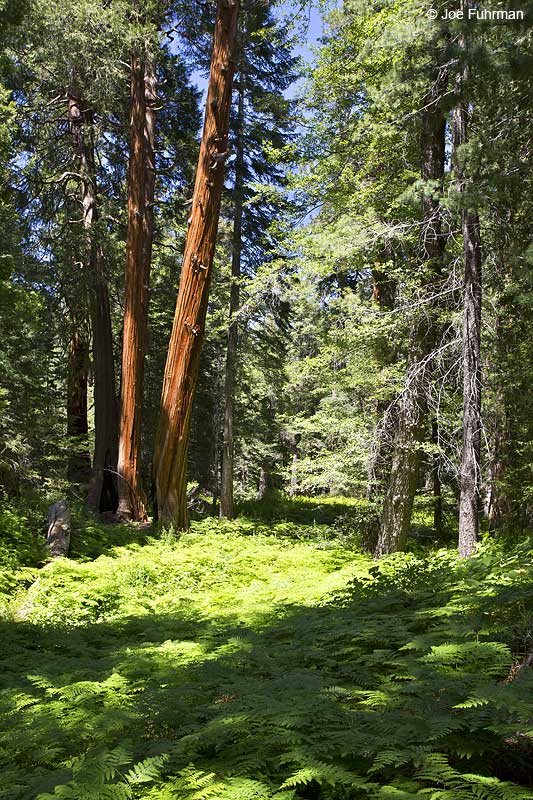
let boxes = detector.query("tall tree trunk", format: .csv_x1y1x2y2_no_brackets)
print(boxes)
487,416,509,527
117,56,156,521
457,207,482,559
374,354,425,557
88,272,119,513
366,260,397,500
290,453,297,495
453,39,482,558
375,65,447,557
487,352,511,527
67,93,117,501
143,60,156,295
153,0,239,528
257,461,270,501
432,417,443,536
66,327,91,483
220,65,245,519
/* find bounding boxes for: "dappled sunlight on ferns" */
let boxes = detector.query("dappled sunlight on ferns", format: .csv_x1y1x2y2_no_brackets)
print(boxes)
1,514,533,799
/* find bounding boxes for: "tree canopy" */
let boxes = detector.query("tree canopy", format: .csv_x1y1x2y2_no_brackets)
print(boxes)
1,0,533,796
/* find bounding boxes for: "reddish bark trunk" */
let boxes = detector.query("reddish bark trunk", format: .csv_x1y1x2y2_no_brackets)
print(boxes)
117,56,156,521
153,0,239,528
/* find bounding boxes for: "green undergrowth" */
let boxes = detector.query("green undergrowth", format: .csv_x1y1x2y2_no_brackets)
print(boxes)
237,492,375,526
0,495,152,615
1,508,533,800
0,496,48,615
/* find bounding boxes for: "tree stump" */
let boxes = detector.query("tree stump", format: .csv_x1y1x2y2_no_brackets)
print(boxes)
46,500,71,557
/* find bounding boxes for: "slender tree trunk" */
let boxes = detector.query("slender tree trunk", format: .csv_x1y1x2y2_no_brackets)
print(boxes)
374,358,425,557
66,328,91,483
290,451,299,496
458,209,482,557
432,417,443,536
117,56,156,521
366,262,397,500
220,67,245,519
375,66,447,557
257,462,269,501
487,361,511,527
153,0,239,528
488,421,509,527
143,60,156,294
67,93,117,499
453,42,482,558
64,95,91,485
88,272,119,513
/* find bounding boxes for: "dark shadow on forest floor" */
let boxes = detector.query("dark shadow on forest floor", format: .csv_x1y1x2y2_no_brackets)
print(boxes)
235,492,369,525
1,544,533,799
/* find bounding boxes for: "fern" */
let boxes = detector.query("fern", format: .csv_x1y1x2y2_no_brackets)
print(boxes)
124,756,167,786
2,519,533,800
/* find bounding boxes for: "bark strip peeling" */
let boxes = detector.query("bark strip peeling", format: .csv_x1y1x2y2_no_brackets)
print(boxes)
153,0,239,528
117,56,156,521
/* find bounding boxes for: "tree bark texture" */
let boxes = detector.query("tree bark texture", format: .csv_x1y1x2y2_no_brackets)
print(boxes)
220,63,245,520
257,462,270,501
487,379,511,527
143,60,157,289
66,328,91,483
367,256,397,500
453,44,482,558
375,66,447,557
67,92,119,512
46,500,71,558
153,0,239,528
89,274,119,513
432,417,443,537
458,203,482,558
374,347,425,557
117,57,156,521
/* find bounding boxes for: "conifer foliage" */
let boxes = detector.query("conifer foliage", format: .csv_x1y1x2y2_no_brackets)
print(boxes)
0,1,533,797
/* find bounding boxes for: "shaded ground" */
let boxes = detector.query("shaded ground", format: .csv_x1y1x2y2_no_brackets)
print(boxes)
1,511,533,799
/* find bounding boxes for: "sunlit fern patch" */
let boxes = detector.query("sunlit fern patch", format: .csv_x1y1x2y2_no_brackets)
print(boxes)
1,512,532,800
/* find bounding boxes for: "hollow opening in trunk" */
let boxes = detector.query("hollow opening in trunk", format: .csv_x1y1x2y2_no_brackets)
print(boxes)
100,467,118,513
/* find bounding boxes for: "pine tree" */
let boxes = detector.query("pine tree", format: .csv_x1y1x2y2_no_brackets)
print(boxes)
375,57,449,556
220,1,297,517
452,9,482,558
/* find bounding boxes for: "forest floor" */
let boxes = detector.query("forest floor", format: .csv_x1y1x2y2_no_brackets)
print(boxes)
1,497,533,799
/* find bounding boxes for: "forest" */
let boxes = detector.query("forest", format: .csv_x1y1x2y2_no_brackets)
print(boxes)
1,0,533,797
